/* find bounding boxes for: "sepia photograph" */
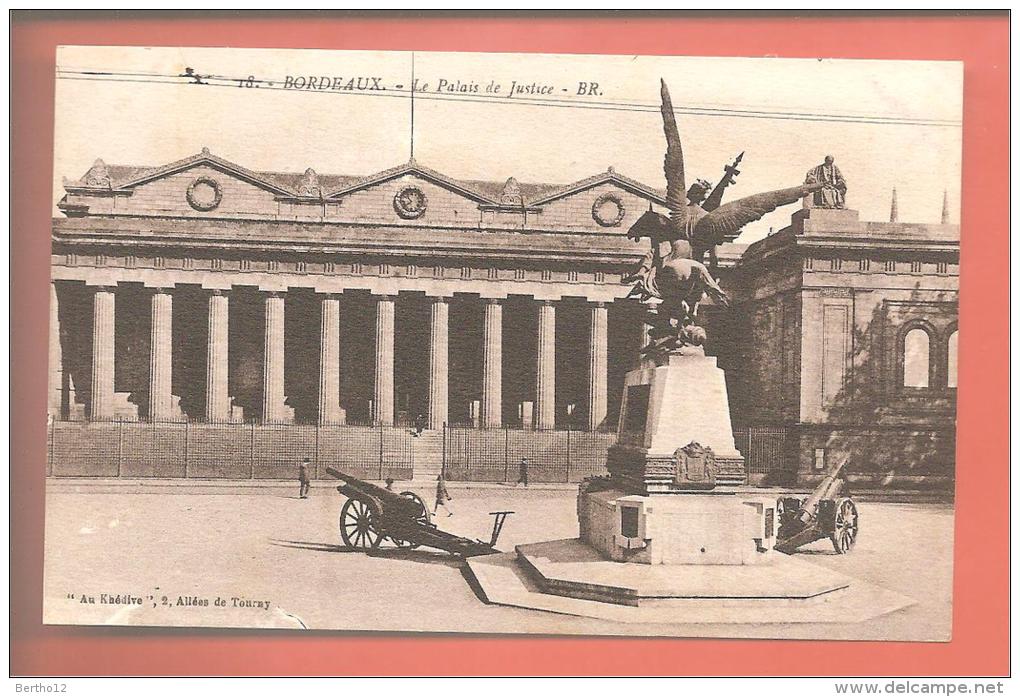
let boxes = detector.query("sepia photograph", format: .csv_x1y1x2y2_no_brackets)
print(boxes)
41,44,962,641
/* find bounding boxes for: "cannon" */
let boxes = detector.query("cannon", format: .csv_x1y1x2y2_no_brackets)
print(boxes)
326,467,511,558
774,458,859,555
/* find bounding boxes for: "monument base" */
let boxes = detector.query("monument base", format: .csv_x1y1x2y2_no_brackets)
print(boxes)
612,348,745,491
577,487,775,565
464,484,912,626
465,545,914,625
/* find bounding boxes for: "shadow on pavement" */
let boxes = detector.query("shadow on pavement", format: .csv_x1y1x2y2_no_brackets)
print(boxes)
268,538,351,553
788,548,841,556
367,547,463,568
267,538,463,568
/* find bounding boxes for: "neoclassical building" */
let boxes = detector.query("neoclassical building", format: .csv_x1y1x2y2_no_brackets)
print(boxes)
48,150,959,487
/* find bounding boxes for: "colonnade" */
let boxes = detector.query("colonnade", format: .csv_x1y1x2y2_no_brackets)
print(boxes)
54,283,615,431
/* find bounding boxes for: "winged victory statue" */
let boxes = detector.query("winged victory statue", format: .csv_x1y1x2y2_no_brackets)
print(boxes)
624,79,823,355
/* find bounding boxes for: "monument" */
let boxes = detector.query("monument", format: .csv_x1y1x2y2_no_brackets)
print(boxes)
465,81,913,626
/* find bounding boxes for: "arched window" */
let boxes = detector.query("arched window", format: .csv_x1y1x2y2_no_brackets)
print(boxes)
947,330,958,389
902,327,931,388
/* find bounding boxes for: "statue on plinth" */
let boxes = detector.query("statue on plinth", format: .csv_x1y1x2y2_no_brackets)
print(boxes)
624,79,823,356
805,155,848,209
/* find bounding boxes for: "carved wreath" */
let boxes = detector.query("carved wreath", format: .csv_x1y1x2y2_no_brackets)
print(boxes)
394,186,428,219
186,176,223,212
592,192,626,227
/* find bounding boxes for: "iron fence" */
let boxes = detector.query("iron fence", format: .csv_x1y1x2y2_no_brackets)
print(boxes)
442,426,617,483
47,420,414,480
46,418,790,484
733,426,790,477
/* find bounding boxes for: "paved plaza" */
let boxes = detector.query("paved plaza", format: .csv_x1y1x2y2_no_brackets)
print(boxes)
43,481,953,640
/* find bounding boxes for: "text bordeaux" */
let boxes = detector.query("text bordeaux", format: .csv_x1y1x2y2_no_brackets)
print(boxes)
284,75,386,91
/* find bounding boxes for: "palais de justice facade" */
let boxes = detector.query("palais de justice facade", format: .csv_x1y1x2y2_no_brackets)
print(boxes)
49,150,959,488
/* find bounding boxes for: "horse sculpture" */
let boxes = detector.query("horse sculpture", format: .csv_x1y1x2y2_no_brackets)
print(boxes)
625,79,823,355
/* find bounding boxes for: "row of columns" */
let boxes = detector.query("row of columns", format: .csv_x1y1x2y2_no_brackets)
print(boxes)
71,284,610,430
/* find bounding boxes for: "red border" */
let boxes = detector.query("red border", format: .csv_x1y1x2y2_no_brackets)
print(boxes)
11,13,1009,676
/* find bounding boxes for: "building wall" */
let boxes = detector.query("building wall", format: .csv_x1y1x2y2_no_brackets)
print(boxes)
732,208,959,487
53,155,960,489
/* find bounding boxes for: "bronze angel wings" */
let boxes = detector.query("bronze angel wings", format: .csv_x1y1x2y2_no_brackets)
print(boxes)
641,78,822,248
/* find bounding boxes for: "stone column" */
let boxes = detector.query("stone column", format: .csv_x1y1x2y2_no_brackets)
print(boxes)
535,300,556,430
148,289,174,421
374,295,395,426
318,294,342,425
205,290,230,423
427,297,449,430
48,282,63,418
90,286,116,421
481,298,503,429
588,302,608,432
262,292,286,424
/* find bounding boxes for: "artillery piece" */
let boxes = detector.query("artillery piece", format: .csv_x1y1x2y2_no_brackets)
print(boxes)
326,467,512,558
775,458,859,555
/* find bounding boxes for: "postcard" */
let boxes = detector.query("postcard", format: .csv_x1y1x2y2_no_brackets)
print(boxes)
44,45,961,639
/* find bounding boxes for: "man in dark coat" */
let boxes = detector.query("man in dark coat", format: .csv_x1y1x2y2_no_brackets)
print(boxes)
516,457,529,487
298,458,311,499
434,474,452,516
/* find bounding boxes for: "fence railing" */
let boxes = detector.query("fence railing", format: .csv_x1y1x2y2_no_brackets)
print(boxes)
442,426,617,484
46,419,791,483
47,420,415,481
733,426,790,477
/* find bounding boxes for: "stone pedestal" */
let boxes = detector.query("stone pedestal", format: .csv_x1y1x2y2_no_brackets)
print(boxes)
578,487,774,566
791,206,865,236
609,347,745,492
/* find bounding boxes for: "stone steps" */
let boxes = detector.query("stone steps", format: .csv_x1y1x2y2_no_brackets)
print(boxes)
464,539,916,625
412,430,445,480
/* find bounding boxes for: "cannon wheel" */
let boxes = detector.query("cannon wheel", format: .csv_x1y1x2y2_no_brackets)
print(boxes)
339,498,383,550
389,492,431,549
830,498,859,554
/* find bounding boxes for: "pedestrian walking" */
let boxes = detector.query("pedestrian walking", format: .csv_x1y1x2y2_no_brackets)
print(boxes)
517,457,529,487
434,474,453,516
298,457,311,499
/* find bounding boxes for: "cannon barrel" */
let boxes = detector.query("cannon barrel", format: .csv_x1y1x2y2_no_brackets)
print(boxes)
325,466,422,519
796,457,848,524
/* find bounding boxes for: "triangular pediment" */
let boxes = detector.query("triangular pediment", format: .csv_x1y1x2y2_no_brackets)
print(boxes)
528,169,666,207
111,149,294,196
325,160,497,204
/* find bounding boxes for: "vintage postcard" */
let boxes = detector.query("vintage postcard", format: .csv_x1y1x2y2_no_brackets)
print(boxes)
43,45,961,640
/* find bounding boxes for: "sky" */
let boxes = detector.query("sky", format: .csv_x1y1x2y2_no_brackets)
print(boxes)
53,46,963,242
